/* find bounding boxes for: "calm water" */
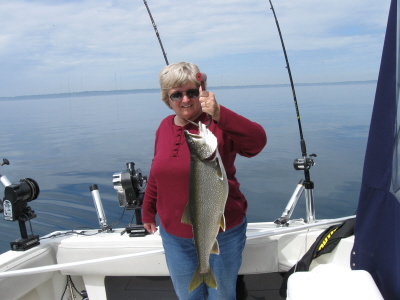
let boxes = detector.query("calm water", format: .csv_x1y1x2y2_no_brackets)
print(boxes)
0,83,375,253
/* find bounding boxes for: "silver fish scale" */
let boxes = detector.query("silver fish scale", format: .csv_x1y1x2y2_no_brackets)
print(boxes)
182,124,229,291
189,152,228,273
192,142,215,161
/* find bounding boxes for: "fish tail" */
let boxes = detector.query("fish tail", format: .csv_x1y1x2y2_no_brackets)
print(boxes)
188,267,217,292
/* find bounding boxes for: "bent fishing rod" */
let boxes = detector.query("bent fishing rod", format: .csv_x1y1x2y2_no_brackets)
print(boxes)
269,0,316,224
143,0,169,66
143,0,207,84
143,1,211,126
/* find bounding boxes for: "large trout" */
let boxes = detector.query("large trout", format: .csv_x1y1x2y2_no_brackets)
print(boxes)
182,121,228,292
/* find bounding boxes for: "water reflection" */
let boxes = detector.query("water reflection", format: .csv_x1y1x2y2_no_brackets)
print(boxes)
0,83,375,252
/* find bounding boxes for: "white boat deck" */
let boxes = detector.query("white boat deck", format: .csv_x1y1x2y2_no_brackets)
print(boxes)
0,217,354,300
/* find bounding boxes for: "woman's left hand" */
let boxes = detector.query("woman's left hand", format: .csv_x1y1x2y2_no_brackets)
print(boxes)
199,87,220,122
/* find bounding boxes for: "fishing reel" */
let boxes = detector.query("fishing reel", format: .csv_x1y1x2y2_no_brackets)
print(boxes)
293,154,316,171
1,178,40,222
113,162,148,236
0,159,41,251
113,162,147,210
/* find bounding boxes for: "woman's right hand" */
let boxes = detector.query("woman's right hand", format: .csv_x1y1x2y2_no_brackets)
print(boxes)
144,222,158,234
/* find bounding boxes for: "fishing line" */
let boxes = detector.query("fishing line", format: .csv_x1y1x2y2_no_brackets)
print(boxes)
143,0,169,66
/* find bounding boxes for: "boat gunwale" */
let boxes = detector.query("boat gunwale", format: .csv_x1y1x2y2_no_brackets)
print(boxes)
0,215,355,279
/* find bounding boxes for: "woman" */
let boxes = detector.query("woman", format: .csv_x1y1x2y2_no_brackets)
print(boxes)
142,62,266,299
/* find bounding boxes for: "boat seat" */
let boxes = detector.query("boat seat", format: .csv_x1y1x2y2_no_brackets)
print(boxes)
286,264,384,300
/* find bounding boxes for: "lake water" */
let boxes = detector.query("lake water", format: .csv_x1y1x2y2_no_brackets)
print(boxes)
0,82,375,253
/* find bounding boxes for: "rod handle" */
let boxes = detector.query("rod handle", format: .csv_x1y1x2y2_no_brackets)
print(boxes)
196,72,207,90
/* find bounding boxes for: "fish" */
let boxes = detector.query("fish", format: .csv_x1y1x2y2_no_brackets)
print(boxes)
182,121,229,292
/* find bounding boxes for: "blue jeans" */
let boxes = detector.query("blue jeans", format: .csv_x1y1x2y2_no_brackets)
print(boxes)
160,217,247,300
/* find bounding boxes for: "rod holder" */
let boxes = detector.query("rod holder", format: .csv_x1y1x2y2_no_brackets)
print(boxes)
305,186,316,224
274,179,305,226
90,184,111,232
0,174,12,187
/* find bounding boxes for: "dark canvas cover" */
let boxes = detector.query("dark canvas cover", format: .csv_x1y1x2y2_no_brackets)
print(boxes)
351,1,400,299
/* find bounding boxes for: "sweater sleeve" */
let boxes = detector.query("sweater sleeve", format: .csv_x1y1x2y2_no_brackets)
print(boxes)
217,105,267,157
141,130,159,224
141,172,157,224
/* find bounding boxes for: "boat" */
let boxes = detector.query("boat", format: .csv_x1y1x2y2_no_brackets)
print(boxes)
0,0,397,299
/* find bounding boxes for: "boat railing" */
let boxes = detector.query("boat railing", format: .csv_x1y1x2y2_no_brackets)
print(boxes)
274,178,317,225
274,179,305,225
0,215,355,279
248,215,355,240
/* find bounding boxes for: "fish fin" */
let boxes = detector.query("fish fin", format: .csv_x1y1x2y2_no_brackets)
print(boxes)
181,204,192,225
215,157,224,180
188,267,217,292
211,240,220,254
219,214,226,231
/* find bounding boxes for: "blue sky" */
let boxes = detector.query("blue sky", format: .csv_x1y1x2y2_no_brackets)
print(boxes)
0,0,391,97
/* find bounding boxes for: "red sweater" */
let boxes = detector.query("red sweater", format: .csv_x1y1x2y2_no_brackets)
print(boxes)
142,105,267,238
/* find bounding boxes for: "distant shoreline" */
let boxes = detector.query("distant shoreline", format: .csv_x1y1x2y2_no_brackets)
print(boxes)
0,80,376,101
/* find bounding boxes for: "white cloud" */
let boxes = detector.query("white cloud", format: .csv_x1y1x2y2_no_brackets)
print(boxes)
0,0,392,96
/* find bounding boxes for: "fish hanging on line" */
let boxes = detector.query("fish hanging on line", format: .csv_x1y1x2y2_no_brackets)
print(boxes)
182,121,228,292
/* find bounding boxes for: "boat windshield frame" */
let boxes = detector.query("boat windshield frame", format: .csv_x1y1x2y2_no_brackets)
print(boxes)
391,0,400,200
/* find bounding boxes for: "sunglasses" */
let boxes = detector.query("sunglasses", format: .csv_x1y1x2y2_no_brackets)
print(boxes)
169,89,200,102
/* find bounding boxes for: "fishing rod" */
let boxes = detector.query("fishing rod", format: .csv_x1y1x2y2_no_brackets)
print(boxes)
143,0,169,65
269,0,316,224
143,1,206,85
143,1,212,126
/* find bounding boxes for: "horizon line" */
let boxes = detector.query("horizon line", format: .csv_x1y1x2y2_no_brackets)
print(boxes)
0,80,377,101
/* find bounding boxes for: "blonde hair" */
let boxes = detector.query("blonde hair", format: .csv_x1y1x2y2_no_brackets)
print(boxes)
158,62,204,108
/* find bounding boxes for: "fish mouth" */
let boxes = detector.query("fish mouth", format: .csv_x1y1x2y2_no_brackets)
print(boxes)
184,130,206,149
184,131,204,146
184,124,218,160
185,132,202,139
